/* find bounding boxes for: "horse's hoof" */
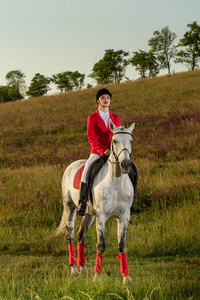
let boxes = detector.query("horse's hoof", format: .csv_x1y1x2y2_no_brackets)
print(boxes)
123,276,133,285
93,273,101,282
71,264,79,276
79,265,88,274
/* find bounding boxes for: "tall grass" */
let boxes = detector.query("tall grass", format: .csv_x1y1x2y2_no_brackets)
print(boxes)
0,71,200,299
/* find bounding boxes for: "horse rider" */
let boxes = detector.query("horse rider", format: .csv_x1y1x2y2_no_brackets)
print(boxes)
77,88,140,216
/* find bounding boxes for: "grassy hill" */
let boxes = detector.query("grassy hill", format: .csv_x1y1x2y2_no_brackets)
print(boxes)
0,71,199,168
0,71,200,299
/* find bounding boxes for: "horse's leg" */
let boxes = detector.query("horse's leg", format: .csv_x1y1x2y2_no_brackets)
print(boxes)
77,215,95,273
93,215,106,281
65,203,79,275
117,216,133,285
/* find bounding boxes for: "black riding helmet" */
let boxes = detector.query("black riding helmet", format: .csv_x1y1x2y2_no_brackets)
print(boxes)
96,88,112,104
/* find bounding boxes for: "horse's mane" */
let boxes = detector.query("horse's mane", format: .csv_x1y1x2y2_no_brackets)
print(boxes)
114,126,129,134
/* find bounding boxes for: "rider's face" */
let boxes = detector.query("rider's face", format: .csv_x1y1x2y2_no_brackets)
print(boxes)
98,94,111,108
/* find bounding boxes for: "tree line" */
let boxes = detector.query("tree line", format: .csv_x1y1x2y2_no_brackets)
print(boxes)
0,21,200,102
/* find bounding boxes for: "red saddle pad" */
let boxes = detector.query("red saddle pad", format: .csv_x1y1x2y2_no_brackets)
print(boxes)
73,165,85,189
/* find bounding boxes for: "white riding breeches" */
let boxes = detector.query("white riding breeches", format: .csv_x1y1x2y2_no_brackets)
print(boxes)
81,153,101,183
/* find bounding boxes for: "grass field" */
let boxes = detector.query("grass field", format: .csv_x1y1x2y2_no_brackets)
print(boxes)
0,71,200,299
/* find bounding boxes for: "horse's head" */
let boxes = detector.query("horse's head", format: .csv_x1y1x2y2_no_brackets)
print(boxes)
109,119,135,174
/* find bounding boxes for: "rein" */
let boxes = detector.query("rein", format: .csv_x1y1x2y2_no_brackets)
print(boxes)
109,131,133,164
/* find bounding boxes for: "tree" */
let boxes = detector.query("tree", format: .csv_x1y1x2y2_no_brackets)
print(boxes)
70,71,85,90
129,50,149,78
148,51,160,77
129,50,159,78
175,21,200,70
148,26,177,75
52,72,74,92
90,59,113,85
105,49,129,83
5,69,26,100
52,71,85,92
27,73,51,97
0,85,12,103
90,49,129,84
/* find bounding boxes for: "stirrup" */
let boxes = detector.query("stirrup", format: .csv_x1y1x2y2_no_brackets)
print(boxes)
77,201,87,216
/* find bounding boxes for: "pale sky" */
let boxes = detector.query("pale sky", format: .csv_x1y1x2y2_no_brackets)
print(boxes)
1,0,199,94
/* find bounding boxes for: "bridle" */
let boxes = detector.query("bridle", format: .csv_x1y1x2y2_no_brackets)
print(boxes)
109,131,133,164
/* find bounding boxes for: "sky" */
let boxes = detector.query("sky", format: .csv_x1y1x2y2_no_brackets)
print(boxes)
1,0,200,94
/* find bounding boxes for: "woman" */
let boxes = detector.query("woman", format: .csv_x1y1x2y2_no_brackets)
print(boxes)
77,88,140,216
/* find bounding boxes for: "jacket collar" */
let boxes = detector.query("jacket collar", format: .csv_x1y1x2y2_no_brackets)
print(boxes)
94,109,111,130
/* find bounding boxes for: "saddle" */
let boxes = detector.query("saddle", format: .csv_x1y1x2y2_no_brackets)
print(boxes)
73,165,85,189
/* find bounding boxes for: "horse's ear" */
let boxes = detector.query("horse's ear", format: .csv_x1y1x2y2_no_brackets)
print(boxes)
109,119,116,132
127,123,135,134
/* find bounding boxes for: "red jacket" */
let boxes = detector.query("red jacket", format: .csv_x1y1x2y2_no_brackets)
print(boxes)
87,109,121,156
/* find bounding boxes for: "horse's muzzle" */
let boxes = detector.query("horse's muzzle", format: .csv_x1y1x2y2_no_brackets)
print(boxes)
120,160,131,174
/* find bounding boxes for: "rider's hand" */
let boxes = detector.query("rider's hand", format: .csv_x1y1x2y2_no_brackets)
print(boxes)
104,149,110,156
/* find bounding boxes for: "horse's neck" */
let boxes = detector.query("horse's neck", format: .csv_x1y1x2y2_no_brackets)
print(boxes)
108,153,121,178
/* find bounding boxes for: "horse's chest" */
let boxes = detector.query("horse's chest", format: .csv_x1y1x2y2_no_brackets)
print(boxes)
105,185,131,200
93,178,133,214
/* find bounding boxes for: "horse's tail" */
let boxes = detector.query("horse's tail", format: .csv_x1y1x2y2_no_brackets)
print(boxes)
53,209,68,236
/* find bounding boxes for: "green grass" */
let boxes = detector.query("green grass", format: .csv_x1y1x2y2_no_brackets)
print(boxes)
0,71,200,299
0,165,199,299
0,255,199,299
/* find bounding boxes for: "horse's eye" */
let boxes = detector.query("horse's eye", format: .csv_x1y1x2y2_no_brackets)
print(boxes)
113,140,116,144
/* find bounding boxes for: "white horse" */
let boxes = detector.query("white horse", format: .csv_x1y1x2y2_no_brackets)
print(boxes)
56,119,136,284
